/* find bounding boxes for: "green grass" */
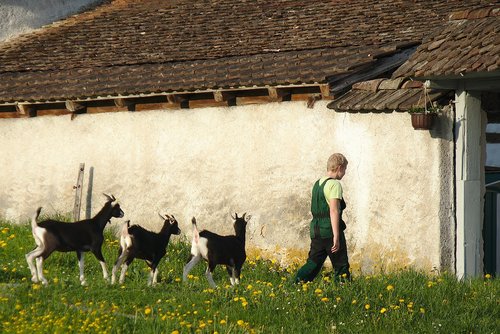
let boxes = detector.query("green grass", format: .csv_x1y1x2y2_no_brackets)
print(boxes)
0,219,498,333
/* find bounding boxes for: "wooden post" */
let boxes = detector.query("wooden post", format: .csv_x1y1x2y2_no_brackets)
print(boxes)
455,87,484,278
73,163,85,221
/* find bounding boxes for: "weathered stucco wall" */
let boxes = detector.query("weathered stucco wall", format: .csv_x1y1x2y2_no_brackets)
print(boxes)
0,0,103,41
0,101,454,273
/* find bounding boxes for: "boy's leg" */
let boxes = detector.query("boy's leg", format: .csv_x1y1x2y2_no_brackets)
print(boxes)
328,232,351,282
295,238,328,283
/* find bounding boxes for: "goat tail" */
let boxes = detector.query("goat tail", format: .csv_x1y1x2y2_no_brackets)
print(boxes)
31,207,42,230
191,217,199,243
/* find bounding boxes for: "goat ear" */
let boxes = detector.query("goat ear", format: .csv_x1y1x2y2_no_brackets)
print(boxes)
245,214,252,222
242,212,246,220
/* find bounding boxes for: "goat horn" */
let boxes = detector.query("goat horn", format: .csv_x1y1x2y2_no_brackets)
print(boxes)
158,212,166,220
103,193,113,202
231,213,237,220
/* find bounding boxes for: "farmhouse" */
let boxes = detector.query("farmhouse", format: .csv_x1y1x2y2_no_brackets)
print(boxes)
0,0,498,277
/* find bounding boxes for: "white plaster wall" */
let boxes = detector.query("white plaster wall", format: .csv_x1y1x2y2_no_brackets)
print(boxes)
0,0,102,42
0,101,454,273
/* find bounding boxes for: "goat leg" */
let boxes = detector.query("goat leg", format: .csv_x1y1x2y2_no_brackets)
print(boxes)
183,254,201,282
77,252,86,285
35,257,48,285
111,248,127,284
205,265,217,288
92,248,109,282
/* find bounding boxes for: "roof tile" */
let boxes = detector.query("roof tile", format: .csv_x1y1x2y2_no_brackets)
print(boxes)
394,5,500,78
0,0,496,103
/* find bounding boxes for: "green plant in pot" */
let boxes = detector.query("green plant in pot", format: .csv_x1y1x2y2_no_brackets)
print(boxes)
409,100,441,130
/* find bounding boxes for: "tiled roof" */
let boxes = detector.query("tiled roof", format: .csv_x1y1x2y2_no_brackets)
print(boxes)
327,78,450,112
0,0,496,103
394,7,500,78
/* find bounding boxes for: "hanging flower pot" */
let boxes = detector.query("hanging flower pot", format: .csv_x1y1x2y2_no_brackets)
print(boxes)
410,111,437,130
408,85,440,130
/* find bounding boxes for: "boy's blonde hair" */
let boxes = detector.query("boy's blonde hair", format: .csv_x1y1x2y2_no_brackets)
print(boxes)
327,153,348,171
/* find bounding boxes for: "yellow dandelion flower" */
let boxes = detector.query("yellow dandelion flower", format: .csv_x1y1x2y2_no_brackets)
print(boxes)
242,301,248,307
220,320,227,325
420,307,425,314
485,274,492,279
321,297,329,302
144,307,152,315
269,293,276,298
380,307,387,314
237,320,245,326
364,304,370,310
171,329,180,333
352,299,357,304
386,284,394,291
174,278,181,282
314,288,322,294
246,284,253,290
233,297,240,302
399,298,405,303
336,297,341,302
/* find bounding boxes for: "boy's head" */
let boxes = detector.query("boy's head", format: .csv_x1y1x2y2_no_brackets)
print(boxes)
327,153,348,172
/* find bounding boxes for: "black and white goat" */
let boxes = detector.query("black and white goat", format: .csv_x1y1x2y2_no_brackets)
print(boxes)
183,213,250,288
25,194,124,285
111,214,181,285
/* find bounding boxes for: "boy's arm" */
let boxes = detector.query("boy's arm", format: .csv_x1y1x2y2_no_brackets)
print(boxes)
329,198,341,253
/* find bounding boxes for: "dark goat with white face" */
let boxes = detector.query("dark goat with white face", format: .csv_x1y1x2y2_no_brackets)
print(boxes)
183,213,250,288
26,194,124,285
111,214,181,285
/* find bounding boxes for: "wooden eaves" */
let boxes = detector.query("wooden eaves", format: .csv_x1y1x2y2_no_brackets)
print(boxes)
0,83,331,119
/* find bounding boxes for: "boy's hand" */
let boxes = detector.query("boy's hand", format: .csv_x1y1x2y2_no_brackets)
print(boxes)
331,237,340,253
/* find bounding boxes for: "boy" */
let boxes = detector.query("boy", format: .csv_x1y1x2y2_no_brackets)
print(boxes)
295,153,351,283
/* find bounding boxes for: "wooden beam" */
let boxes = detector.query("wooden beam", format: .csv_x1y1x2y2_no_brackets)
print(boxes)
236,96,274,105
0,111,20,118
114,98,135,111
86,106,129,114
319,84,332,100
307,95,322,108
267,87,291,102
135,103,175,111
16,104,36,117
37,109,72,117
188,99,228,109
65,100,86,112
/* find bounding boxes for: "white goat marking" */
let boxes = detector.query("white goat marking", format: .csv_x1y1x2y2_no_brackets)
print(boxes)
197,238,209,259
